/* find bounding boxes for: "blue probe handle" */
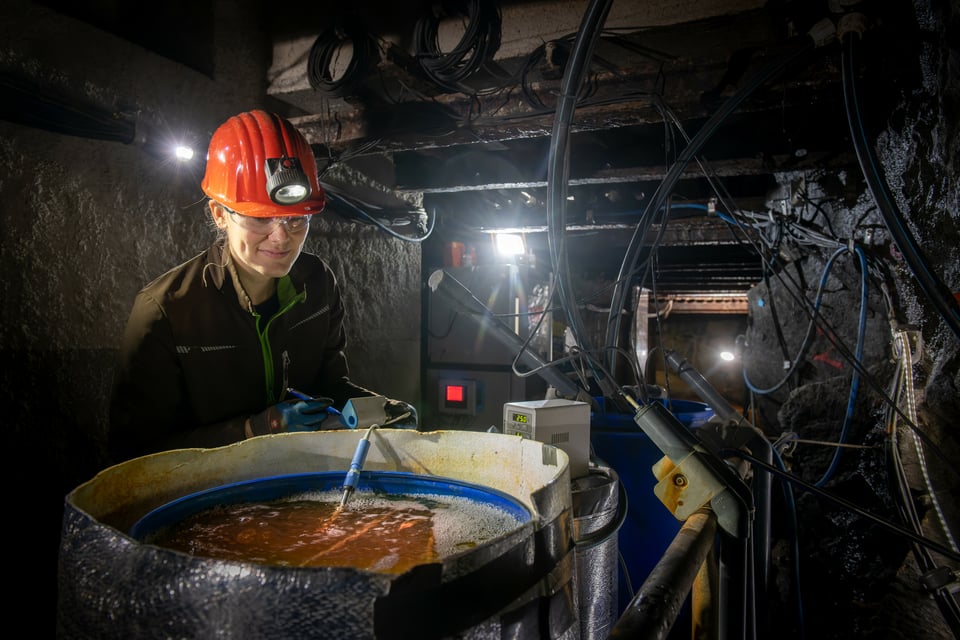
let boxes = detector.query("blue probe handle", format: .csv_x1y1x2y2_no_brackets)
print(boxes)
342,437,371,491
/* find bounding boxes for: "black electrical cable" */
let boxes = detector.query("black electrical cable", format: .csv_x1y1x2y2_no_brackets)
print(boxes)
0,70,135,143
743,245,851,396
762,269,795,391
413,0,502,94
545,0,620,403
519,36,575,110
700,35,960,496
573,470,628,550
771,443,807,639
720,448,960,563
517,27,675,112
322,186,434,242
757,251,960,479
841,31,960,342
307,21,379,98
603,36,817,364
517,34,607,111
620,40,958,494
706,188,958,478
796,190,840,239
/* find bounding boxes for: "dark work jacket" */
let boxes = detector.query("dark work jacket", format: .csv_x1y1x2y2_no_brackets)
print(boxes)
108,240,375,463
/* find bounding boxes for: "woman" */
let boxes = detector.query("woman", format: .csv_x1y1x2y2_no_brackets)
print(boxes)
109,109,411,463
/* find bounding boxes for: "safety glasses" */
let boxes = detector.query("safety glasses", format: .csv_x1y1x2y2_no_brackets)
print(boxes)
225,207,311,234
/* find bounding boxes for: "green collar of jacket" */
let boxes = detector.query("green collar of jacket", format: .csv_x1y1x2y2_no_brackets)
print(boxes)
203,240,304,314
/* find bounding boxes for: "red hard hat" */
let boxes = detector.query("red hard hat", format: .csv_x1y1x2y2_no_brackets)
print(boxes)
201,110,326,217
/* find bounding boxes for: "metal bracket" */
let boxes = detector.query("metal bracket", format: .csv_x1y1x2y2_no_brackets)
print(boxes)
631,400,754,538
920,566,959,594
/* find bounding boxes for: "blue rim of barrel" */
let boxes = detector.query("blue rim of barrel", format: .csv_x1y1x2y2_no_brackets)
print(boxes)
591,396,714,431
129,470,532,541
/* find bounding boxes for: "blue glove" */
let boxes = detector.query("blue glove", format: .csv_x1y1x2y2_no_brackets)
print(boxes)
249,398,335,436
384,399,418,429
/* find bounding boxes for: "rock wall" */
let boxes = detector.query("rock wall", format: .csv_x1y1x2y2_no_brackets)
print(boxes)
0,2,419,635
740,1,960,637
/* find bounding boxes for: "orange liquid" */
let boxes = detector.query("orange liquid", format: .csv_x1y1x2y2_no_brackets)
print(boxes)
151,499,438,574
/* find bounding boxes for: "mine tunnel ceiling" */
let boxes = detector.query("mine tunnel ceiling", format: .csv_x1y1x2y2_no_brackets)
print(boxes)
267,1,913,291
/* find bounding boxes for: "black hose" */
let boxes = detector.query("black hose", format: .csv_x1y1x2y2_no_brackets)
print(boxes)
841,31,960,342
322,186,434,242
307,21,379,98
603,37,817,365
413,0,502,93
721,448,960,563
573,469,628,550
545,0,620,400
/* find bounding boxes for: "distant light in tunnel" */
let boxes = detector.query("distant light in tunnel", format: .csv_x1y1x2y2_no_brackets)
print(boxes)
174,145,195,161
495,233,526,256
719,350,736,362
133,116,202,166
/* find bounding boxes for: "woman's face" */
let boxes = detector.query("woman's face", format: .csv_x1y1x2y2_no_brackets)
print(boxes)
212,203,310,280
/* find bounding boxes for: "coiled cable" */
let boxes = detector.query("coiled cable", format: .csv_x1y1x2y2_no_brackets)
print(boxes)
413,0,502,93
307,20,379,98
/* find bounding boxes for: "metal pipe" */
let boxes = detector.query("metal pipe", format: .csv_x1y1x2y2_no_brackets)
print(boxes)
663,349,773,608
663,350,740,423
744,432,771,636
717,533,753,640
609,507,719,640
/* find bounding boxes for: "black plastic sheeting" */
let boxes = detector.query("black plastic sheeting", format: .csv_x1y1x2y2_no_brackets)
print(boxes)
57,495,579,640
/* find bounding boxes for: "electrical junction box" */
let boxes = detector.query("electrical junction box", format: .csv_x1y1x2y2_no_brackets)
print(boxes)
503,399,590,478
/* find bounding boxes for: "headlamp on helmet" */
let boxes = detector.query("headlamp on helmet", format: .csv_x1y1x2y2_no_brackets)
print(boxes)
201,110,326,217
265,156,311,205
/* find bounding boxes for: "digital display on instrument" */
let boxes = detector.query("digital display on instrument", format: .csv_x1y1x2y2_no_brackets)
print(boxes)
511,412,528,424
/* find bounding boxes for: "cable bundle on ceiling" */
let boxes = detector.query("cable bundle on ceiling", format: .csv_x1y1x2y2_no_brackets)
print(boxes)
307,19,379,98
413,0,502,94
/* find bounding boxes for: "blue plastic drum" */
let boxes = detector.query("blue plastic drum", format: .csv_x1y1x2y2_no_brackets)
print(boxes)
590,398,715,624
131,470,531,542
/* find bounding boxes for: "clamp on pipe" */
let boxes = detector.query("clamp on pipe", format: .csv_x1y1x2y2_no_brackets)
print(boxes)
622,393,753,538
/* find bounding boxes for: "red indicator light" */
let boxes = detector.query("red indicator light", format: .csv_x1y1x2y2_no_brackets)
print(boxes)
445,385,465,403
